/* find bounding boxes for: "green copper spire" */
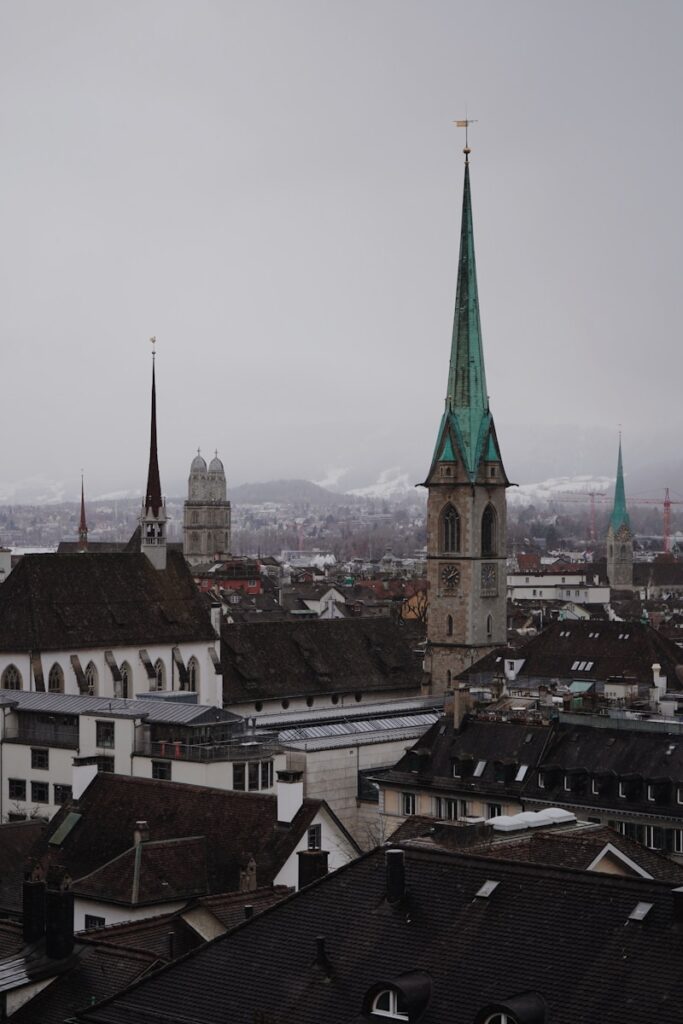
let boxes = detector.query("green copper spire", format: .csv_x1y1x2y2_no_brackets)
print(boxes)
610,436,630,532
427,153,503,483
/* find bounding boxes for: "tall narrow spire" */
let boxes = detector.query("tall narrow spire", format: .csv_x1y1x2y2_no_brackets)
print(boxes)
144,350,163,516
610,435,630,532
78,474,88,552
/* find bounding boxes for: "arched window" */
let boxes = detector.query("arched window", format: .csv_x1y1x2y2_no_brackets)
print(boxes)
371,990,409,1021
48,663,64,693
484,1016,516,1024
2,664,22,690
187,657,199,692
119,662,131,699
154,659,165,691
486,614,493,640
481,504,497,556
442,505,460,553
191,511,198,525
447,614,453,637
85,661,98,696
190,532,200,551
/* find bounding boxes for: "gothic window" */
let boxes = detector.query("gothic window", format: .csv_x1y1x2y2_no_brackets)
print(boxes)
481,504,497,556
187,657,199,692
2,665,22,690
48,663,64,693
191,511,198,525
119,662,131,699
447,615,453,637
190,532,200,551
85,662,98,696
486,614,493,640
442,505,460,553
154,659,166,691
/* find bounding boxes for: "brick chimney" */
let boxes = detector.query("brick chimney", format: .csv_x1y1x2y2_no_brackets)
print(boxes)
22,880,46,944
45,889,74,960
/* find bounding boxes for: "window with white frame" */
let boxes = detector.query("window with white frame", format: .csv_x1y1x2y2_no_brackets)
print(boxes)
401,792,416,816
645,825,665,851
591,777,600,796
618,781,626,799
563,775,571,791
674,829,683,854
647,784,655,802
371,990,408,1021
435,797,458,820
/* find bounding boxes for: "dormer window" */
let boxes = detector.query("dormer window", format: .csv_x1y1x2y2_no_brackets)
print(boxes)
371,990,409,1021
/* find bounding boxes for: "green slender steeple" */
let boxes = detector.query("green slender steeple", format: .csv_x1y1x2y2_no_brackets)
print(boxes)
610,436,630,532
427,151,504,483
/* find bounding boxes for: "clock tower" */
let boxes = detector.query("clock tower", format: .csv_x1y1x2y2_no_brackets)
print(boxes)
422,145,509,692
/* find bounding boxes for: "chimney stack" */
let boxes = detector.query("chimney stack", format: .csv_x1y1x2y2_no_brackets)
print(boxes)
276,770,304,826
22,880,46,944
452,687,472,730
672,887,683,923
386,848,406,905
45,889,74,960
298,849,329,890
244,904,254,920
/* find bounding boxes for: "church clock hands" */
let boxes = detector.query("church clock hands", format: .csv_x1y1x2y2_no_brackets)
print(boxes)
441,564,460,590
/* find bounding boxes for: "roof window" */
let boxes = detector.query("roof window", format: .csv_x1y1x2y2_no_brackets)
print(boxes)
473,760,487,778
475,879,499,899
371,990,409,1021
629,901,653,921
514,764,529,782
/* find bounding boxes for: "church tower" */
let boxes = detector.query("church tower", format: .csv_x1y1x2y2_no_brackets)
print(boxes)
140,343,168,570
183,449,231,565
606,437,633,589
78,475,88,552
423,144,509,691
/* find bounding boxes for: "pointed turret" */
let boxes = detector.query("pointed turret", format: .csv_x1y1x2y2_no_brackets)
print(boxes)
140,343,167,570
610,437,630,533
606,435,633,589
78,475,88,552
426,155,506,484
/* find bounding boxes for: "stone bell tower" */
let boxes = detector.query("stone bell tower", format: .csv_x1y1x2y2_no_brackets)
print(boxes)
422,143,509,692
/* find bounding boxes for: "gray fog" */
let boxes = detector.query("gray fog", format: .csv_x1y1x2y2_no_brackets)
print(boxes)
1,1,682,501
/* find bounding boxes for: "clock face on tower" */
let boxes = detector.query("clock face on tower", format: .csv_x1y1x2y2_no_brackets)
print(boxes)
481,562,497,594
441,563,460,590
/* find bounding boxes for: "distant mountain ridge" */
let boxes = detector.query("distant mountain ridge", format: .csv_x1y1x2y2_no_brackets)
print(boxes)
230,479,360,507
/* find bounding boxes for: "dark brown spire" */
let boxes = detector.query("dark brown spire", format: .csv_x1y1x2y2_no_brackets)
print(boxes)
78,474,88,551
144,356,163,517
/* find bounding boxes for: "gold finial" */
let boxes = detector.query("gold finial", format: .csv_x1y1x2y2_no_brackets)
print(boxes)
150,336,157,359
454,118,477,161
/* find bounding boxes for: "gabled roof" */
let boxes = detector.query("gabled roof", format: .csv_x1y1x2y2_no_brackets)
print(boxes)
72,836,210,906
79,845,683,1024
221,619,423,702
33,775,333,894
0,550,216,652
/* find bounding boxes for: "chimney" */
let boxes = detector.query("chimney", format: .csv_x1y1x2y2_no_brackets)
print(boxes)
672,887,683,922
134,821,150,846
276,770,304,826
386,848,405,905
22,880,46,944
45,889,74,960
298,849,329,889
210,601,222,638
452,687,472,730
244,904,254,920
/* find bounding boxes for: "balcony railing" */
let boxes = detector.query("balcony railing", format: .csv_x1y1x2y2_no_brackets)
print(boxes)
4,724,79,749
134,739,282,763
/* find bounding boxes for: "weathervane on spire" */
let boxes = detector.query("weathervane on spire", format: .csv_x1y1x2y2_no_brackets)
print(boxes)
454,118,477,162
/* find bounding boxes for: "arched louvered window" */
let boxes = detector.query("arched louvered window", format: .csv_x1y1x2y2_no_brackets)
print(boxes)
481,504,497,556
85,661,98,696
119,662,131,699
2,664,22,690
154,659,165,691
442,505,460,553
187,657,199,692
48,663,64,693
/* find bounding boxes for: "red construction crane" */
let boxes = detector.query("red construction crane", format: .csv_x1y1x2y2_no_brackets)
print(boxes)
630,489,683,554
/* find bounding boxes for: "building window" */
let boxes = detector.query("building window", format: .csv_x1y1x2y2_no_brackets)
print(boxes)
31,781,49,804
85,661,98,696
261,760,274,789
354,692,362,702
281,699,290,709
233,763,245,790
442,505,460,553
53,784,72,805
248,762,260,790
95,721,115,748
486,614,493,640
152,760,171,781
119,662,131,699
153,659,165,691
371,990,409,1021
447,615,453,636
473,760,487,778
2,664,22,690
31,748,49,770
254,702,263,712
48,664,64,693
481,504,497,556
307,824,322,850
401,792,416,816
187,657,199,692
96,756,115,773
647,784,655,802
435,797,458,820
645,825,665,851
674,830,683,854
84,915,106,931
9,779,26,801
306,696,314,707
487,803,503,818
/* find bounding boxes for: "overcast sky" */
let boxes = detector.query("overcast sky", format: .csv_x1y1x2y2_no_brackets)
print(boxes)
2,1,682,501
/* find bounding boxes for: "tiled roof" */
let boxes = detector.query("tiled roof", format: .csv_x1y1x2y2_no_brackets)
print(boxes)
0,821,48,916
221,619,423,701
79,845,683,1024
0,551,216,652
33,775,325,894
